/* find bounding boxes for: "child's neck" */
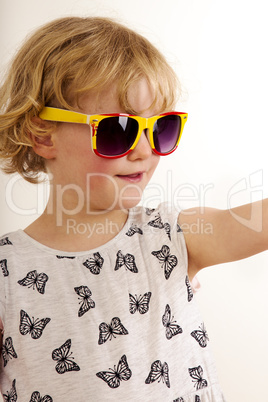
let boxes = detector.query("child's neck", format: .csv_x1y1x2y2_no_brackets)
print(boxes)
24,208,129,253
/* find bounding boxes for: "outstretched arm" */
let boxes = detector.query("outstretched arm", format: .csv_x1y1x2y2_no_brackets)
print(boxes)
179,199,268,280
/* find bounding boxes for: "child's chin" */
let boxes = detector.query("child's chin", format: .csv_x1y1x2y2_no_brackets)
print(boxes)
116,186,144,211
117,196,142,211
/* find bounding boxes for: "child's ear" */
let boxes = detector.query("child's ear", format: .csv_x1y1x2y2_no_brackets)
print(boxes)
29,117,57,159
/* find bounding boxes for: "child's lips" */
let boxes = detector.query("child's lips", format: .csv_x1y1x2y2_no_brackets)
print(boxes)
116,172,144,183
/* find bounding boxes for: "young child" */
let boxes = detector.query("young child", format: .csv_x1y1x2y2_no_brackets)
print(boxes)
0,16,267,401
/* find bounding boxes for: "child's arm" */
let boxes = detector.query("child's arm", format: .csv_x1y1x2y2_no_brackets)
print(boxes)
179,199,268,279
0,320,2,356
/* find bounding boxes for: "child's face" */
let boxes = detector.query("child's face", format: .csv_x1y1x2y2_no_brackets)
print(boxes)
46,78,160,212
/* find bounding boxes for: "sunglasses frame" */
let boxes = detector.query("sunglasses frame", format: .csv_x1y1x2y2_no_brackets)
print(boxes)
39,107,188,158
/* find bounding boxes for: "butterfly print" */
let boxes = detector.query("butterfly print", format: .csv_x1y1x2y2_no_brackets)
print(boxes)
83,252,104,275
145,207,155,215
19,310,51,339
1,259,9,277
125,224,143,236
151,245,177,279
164,222,171,240
114,250,138,273
129,292,152,314
195,396,201,402
145,360,170,388
18,270,48,294
96,354,132,389
56,255,75,259
0,237,12,246
30,392,53,402
185,276,193,302
52,339,80,374
148,214,171,240
3,379,17,402
98,317,128,345
74,285,95,317
162,304,183,340
191,323,209,348
2,337,17,367
148,213,164,229
188,366,208,390
177,223,182,233
173,398,184,402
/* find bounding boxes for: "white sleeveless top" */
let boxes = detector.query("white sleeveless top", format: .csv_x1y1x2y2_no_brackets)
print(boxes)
0,203,225,401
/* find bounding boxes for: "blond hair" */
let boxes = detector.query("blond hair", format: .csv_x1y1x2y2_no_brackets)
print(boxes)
0,16,179,183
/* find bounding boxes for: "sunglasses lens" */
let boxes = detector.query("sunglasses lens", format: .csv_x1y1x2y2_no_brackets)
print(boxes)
96,116,138,156
153,115,181,154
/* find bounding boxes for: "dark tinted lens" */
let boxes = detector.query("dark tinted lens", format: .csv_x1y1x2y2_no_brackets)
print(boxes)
96,116,138,156
153,115,181,154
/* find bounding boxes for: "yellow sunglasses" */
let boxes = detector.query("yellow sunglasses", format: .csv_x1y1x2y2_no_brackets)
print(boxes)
39,107,188,158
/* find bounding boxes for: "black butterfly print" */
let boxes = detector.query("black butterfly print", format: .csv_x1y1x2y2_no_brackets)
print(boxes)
151,245,177,280
177,223,182,233
188,366,208,390
162,304,183,340
18,270,48,294
30,391,53,402
56,255,75,259
0,237,12,246
1,259,9,277
3,379,17,402
129,292,151,314
98,317,128,345
52,339,80,374
96,354,132,389
173,398,184,402
195,396,201,402
148,214,171,240
163,222,171,240
19,310,51,339
145,207,155,215
185,276,193,302
2,337,17,367
74,285,95,317
145,360,170,388
125,224,143,236
83,252,104,275
148,213,164,229
114,250,138,273
191,323,209,348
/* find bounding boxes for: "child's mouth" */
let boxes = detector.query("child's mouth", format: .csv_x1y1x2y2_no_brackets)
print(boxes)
116,172,144,183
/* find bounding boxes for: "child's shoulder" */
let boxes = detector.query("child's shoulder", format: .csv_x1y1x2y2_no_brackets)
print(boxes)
0,229,23,248
0,230,38,267
131,201,180,225
0,231,24,274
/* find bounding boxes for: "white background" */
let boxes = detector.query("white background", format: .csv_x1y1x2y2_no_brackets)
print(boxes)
1,0,268,400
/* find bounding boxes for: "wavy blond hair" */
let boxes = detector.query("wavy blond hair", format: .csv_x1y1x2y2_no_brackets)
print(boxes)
0,16,179,183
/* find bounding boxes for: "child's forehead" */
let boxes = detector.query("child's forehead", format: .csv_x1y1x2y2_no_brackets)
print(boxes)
76,78,159,116
77,84,120,113
126,78,156,114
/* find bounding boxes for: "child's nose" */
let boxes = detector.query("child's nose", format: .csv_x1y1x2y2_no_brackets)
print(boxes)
128,130,152,160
